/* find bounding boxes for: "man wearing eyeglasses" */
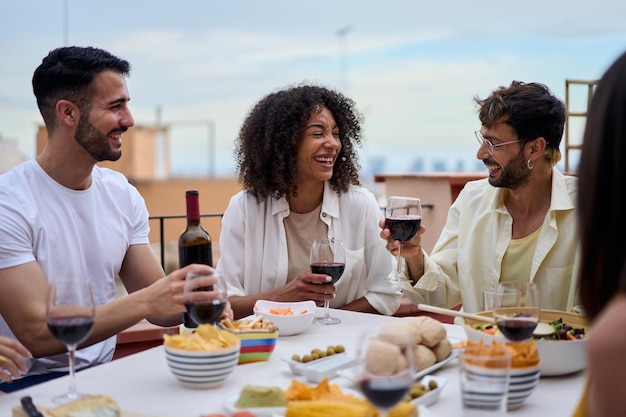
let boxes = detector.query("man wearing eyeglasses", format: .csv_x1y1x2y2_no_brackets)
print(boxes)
381,81,579,314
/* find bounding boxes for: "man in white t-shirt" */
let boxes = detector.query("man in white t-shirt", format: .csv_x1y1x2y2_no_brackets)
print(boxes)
0,46,223,392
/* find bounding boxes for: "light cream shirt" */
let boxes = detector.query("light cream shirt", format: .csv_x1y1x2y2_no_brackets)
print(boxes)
397,168,580,313
217,182,402,315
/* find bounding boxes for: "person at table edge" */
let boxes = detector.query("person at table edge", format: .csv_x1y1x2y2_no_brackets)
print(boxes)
0,46,230,391
381,80,580,313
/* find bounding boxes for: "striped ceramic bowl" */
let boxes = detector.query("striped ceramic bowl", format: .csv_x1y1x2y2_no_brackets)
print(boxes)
233,328,279,364
507,362,541,409
463,360,541,410
164,342,240,389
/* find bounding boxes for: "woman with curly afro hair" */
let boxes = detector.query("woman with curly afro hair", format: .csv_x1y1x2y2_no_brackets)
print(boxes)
216,84,402,320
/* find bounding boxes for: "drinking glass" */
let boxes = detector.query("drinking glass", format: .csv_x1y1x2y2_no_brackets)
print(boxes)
385,196,422,282
355,332,415,416
46,276,95,404
184,272,227,326
310,239,346,325
492,282,540,341
459,347,511,416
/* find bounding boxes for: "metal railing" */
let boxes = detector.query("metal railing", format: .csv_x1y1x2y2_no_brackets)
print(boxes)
149,213,224,270
149,205,434,270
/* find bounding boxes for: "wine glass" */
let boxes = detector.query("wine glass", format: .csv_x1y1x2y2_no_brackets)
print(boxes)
493,282,540,341
385,196,422,282
355,332,415,416
46,276,95,404
184,272,228,326
310,239,346,325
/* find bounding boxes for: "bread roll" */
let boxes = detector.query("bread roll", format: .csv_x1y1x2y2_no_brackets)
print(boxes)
413,344,437,371
431,338,453,362
377,322,422,347
365,338,404,375
408,316,446,347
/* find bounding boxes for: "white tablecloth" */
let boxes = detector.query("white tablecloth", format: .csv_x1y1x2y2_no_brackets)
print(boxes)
0,309,585,416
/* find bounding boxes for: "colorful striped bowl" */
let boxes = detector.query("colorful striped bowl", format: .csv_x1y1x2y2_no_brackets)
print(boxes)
234,328,279,364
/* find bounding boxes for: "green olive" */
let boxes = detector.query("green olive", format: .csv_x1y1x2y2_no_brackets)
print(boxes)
291,354,301,362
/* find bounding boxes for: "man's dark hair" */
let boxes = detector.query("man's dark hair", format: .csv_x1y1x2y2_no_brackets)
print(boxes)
32,46,131,130
474,81,566,164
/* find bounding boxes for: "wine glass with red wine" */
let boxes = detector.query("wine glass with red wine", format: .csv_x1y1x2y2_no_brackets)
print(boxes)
310,239,346,325
356,331,415,416
493,282,540,341
184,272,227,326
385,196,422,282
46,276,95,404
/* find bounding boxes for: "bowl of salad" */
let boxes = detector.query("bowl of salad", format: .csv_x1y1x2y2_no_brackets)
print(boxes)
461,309,589,376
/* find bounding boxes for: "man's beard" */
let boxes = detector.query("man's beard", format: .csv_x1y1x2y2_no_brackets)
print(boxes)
75,113,123,162
489,149,531,190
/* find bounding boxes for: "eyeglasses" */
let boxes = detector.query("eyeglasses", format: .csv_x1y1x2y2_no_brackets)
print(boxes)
475,131,523,156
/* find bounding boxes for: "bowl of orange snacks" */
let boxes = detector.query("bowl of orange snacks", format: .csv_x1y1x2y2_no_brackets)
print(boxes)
163,324,240,389
253,300,316,336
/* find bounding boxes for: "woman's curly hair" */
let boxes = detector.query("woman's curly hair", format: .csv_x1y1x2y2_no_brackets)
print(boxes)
235,83,364,201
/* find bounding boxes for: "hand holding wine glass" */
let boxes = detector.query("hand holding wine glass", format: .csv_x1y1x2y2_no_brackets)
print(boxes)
356,332,415,416
46,276,95,404
310,239,346,325
493,282,540,341
184,272,228,326
385,196,422,282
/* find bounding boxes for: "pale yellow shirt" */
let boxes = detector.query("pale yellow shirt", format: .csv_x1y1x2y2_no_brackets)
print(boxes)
284,203,327,282
397,168,580,313
500,226,542,283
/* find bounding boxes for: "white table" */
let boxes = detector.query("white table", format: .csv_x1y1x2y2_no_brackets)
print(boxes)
0,309,585,416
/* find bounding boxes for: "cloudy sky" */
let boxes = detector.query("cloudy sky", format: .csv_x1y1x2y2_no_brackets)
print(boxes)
1,0,625,176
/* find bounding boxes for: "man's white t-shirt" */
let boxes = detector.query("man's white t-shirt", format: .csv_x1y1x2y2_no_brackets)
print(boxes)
0,159,150,375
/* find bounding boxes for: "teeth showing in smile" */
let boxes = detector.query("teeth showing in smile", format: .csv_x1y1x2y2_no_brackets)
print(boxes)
315,157,333,164
111,133,123,140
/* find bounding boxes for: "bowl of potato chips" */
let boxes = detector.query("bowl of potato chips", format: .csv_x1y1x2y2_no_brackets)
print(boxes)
220,316,279,364
461,309,589,376
163,324,241,389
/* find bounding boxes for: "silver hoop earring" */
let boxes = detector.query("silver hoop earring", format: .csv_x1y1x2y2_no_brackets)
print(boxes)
527,159,534,170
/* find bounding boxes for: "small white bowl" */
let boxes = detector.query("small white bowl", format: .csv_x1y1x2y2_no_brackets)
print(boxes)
164,343,240,389
253,300,316,336
282,352,358,382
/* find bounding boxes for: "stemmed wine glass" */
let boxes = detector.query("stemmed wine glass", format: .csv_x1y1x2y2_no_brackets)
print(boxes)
356,332,415,417
184,272,228,326
310,239,346,325
46,276,95,404
493,282,540,341
385,196,422,282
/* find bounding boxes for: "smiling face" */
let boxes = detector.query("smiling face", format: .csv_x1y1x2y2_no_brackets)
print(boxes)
294,105,341,187
477,121,530,189
75,70,134,162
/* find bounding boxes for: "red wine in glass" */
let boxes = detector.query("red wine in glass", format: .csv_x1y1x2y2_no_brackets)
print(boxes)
495,314,538,341
493,282,540,342
185,299,227,325
359,377,412,409
310,263,345,284
47,316,95,346
385,216,421,243
385,196,422,282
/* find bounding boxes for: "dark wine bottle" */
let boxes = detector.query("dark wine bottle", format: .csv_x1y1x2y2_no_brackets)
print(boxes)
178,190,213,329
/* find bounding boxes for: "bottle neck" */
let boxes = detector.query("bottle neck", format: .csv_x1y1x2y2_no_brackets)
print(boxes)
185,192,201,224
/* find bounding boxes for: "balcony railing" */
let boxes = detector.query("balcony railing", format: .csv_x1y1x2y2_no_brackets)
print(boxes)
149,213,224,270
